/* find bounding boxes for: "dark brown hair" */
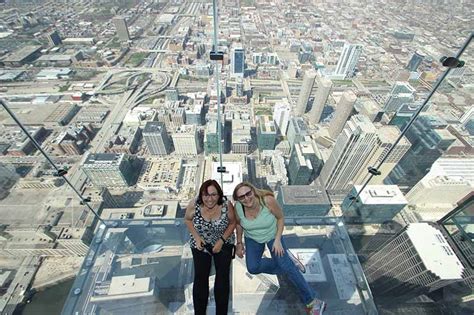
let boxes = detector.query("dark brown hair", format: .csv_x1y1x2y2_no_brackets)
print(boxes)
197,179,225,205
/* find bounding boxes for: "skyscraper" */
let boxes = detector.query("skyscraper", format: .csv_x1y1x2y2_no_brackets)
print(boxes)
364,223,464,301
231,46,245,77
407,51,424,72
113,17,130,42
320,115,379,201
328,90,357,139
341,185,407,223
286,117,308,150
273,99,291,136
405,158,474,220
47,30,62,46
143,122,172,155
204,120,221,154
368,125,411,185
172,125,200,155
384,82,416,113
333,43,362,79
256,116,277,150
386,114,457,192
82,153,135,188
309,76,332,124
288,140,322,185
295,70,316,116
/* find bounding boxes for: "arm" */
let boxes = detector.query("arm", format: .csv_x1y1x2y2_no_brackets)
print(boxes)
234,203,245,258
184,199,204,250
213,201,237,253
265,195,285,257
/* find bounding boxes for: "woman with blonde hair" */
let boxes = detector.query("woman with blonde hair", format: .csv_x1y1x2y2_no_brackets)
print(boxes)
233,182,326,315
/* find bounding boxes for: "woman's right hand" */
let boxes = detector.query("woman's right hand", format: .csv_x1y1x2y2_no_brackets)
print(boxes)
236,243,245,258
195,237,206,250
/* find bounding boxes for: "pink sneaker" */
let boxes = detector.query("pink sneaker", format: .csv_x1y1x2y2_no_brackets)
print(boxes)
306,298,327,315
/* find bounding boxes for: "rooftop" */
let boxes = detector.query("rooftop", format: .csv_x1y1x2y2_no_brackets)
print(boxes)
279,182,331,206
407,223,464,280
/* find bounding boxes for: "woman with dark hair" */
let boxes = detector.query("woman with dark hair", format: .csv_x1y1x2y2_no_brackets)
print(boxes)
232,182,326,315
185,179,236,315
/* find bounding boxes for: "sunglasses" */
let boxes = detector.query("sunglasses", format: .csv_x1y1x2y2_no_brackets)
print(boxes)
236,190,253,201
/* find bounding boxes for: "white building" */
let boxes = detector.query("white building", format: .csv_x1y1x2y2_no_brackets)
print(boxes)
172,125,199,155
328,90,357,139
295,70,317,116
321,115,379,202
309,76,332,124
341,185,408,223
364,223,464,300
333,43,363,80
273,99,291,136
406,158,474,220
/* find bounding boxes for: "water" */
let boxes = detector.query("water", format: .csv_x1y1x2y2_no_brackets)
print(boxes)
20,279,74,315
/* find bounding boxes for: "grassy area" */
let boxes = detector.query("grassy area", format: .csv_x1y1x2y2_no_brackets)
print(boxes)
71,70,100,81
58,83,70,92
242,0,256,6
254,108,273,116
126,52,148,67
180,75,209,82
106,37,122,49
332,80,355,86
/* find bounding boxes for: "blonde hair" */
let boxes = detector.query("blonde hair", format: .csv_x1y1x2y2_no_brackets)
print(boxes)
232,182,274,206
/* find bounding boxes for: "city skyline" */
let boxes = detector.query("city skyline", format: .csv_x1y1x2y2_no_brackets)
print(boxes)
0,0,472,314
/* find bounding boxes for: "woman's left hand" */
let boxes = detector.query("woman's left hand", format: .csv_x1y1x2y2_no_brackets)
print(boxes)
272,238,284,257
212,239,223,253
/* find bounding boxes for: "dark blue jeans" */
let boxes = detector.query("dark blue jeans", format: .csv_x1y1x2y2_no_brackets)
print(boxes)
245,236,315,304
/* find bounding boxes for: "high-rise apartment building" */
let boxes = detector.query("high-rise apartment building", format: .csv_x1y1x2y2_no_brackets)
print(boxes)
333,43,362,79
407,51,424,72
406,158,474,220
47,30,62,46
288,140,321,185
364,223,464,301
287,117,308,150
386,114,457,192
309,76,332,124
295,70,316,116
256,116,277,150
320,115,379,202
143,122,172,155
172,125,200,155
82,153,134,188
367,125,411,184
231,46,245,77
113,17,130,42
328,90,357,139
273,99,291,136
341,185,407,223
384,82,416,113
277,182,331,216
204,120,221,154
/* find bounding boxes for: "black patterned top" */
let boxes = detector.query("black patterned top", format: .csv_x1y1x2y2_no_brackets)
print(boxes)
189,198,235,249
